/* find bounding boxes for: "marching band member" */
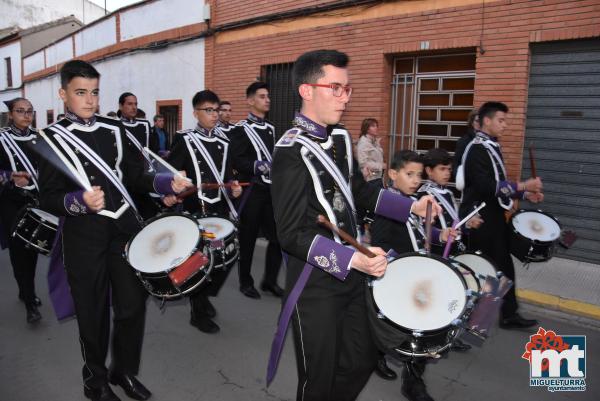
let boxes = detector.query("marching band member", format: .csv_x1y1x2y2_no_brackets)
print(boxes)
269,49,440,401
458,101,543,329
371,150,457,401
0,97,42,323
167,89,242,334
228,82,283,299
38,60,191,401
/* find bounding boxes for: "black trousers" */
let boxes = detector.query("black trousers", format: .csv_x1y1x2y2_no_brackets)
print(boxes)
62,217,148,389
0,196,39,303
466,206,518,318
238,185,281,287
290,268,378,401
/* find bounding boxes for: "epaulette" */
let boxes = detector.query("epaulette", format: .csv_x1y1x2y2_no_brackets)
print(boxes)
275,128,302,148
176,128,194,135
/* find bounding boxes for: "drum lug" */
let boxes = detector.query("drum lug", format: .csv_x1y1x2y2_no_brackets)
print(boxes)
376,312,385,319
412,330,423,338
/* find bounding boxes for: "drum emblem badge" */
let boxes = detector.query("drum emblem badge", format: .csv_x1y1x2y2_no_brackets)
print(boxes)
448,299,458,313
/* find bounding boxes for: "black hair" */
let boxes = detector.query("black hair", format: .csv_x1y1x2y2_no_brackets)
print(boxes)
246,81,268,98
192,90,220,108
60,60,100,88
478,101,509,126
219,101,231,107
292,49,349,91
118,92,136,105
153,114,164,122
423,148,452,169
3,97,30,112
107,111,117,117
390,150,423,171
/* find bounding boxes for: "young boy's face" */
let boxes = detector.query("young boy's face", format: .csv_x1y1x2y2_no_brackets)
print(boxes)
389,161,423,195
59,77,99,120
193,101,219,130
426,164,452,186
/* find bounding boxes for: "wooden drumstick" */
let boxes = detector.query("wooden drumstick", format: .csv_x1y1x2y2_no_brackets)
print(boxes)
316,215,376,258
529,143,537,179
176,185,198,200
201,182,251,189
424,200,432,255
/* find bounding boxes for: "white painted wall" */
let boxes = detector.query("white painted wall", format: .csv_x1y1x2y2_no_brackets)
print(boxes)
0,89,24,113
0,0,105,30
23,51,45,76
46,37,73,67
74,16,117,57
23,74,63,127
24,39,205,130
119,0,204,41
0,41,22,90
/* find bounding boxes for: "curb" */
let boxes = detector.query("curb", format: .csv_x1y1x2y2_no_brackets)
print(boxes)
517,288,600,321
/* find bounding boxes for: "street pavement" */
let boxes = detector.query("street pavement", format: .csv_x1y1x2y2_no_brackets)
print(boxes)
1,239,598,401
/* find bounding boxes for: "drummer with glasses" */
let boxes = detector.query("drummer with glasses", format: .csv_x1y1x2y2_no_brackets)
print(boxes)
458,101,543,330
0,97,43,324
167,89,242,334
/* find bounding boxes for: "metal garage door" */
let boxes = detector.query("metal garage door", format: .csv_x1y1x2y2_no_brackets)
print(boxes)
522,38,600,264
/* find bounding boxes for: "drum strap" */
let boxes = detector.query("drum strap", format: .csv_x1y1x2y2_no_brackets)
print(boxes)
124,130,156,172
241,122,272,184
296,135,356,213
186,133,239,220
418,182,459,228
0,132,39,190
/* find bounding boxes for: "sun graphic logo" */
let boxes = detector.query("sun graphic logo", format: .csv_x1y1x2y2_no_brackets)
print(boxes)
522,327,586,392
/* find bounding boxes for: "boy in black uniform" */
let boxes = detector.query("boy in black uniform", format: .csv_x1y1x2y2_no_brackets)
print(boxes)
419,148,483,255
168,90,242,333
370,150,456,401
459,101,543,329
0,97,43,323
270,50,441,401
38,60,191,401
228,82,282,299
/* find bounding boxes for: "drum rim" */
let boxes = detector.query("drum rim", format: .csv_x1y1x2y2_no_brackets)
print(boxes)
370,252,470,333
450,260,481,292
124,212,202,271
453,251,499,271
510,209,562,243
197,216,236,238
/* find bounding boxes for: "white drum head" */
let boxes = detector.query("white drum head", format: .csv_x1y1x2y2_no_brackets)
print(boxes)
454,253,496,278
512,211,560,242
31,208,59,225
372,255,466,331
128,215,199,273
197,217,234,240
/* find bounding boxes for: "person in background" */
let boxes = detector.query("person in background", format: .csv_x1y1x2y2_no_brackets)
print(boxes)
149,114,170,157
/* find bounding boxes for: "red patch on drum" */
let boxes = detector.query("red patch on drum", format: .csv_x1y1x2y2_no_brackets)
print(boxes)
412,280,432,310
152,231,175,256
530,220,544,234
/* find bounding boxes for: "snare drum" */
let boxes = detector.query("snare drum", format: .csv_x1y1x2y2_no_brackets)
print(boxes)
125,213,213,299
12,206,59,255
197,217,239,270
452,251,499,287
509,209,561,262
369,253,474,357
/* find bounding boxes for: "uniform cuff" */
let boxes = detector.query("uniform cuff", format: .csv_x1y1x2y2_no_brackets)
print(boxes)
64,190,89,215
307,234,353,281
496,180,518,199
374,189,413,223
153,172,176,195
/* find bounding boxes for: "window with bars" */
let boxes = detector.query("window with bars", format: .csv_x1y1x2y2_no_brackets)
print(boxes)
261,62,301,139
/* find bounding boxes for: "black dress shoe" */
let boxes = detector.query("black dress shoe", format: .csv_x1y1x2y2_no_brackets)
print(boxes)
190,315,220,334
240,285,261,299
26,303,41,324
500,313,538,330
108,373,151,401
374,357,397,380
19,294,42,306
260,282,284,297
401,369,434,401
450,338,471,352
204,298,216,318
84,384,121,401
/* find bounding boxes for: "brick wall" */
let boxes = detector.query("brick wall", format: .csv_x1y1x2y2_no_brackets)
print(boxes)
208,0,600,180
